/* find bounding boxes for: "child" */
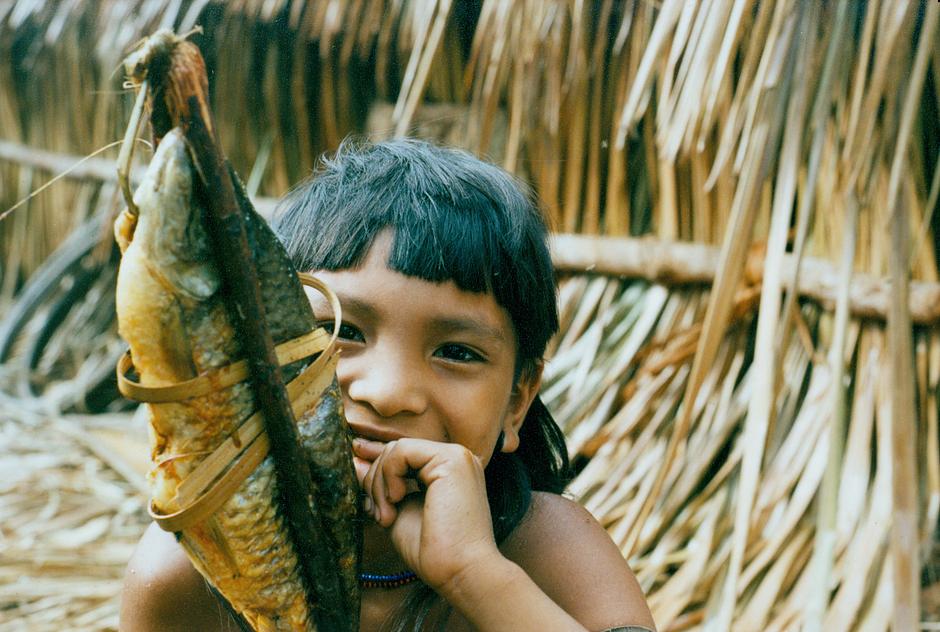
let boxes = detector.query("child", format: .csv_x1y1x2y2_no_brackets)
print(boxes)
119,139,655,632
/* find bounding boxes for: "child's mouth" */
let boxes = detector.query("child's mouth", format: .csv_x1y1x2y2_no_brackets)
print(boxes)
347,421,406,443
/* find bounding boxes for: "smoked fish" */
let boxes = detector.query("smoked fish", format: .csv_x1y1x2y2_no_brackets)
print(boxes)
114,128,359,631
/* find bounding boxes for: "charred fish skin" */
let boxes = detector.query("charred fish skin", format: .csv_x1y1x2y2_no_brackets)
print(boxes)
229,167,313,358
298,378,362,616
116,129,359,631
232,160,363,628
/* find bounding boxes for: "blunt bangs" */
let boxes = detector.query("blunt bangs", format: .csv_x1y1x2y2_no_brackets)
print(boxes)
272,138,558,363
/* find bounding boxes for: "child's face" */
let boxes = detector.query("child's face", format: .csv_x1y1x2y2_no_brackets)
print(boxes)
306,231,538,479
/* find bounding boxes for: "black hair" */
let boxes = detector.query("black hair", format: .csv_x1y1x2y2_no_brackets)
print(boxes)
272,138,570,630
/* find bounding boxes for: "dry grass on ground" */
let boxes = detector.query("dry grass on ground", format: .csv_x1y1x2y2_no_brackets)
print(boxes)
0,397,148,632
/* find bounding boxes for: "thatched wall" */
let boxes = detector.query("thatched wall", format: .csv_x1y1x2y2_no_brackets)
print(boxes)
1,1,939,630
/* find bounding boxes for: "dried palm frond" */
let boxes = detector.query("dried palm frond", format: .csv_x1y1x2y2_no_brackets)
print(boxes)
1,1,939,630
0,396,148,631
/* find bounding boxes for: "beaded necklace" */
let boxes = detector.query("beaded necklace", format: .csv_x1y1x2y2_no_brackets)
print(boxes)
357,570,419,589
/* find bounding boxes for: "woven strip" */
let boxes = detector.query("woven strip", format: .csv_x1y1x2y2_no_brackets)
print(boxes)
116,273,340,404
116,273,344,532
149,352,339,532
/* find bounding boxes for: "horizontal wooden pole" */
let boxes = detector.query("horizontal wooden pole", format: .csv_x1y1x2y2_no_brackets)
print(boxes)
0,139,277,217
551,233,940,325
0,139,145,184
5,140,938,324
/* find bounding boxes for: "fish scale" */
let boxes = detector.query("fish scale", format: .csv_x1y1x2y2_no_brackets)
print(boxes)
115,128,360,631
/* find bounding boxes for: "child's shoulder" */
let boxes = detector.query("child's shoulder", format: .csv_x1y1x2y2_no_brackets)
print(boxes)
500,492,656,631
119,522,245,631
502,491,619,558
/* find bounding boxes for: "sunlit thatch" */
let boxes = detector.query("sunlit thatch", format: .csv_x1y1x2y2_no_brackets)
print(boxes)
1,1,938,630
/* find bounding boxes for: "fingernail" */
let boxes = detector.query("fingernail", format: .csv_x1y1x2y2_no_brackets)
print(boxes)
363,496,373,512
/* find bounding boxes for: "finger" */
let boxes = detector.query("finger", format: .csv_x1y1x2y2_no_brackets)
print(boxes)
380,450,426,504
369,447,397,527
352,438,382,485
354,457,371,487
382,438,480,488
359,447,383,521
373,439,468,525
379,444,414,505
388,494,424,563
377,438,442,485
370,439,440,527
352,437,385,459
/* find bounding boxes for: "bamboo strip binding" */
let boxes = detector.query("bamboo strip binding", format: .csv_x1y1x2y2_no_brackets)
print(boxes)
116,273,342,532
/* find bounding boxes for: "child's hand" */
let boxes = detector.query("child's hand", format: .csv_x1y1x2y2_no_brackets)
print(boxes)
352,437,504,593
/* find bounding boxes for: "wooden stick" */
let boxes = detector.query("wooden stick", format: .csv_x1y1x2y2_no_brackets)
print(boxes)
141,34,353,631
9,147,940,326
0,139,144,184
886,2,938,628
550,233,940,325
0,139,277,216
806,193,856,631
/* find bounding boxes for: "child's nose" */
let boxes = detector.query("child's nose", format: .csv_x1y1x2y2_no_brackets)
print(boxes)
345,345,427,419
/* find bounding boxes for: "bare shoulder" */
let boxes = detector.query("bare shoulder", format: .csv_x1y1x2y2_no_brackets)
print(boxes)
500,492,656,631
119,522,244,632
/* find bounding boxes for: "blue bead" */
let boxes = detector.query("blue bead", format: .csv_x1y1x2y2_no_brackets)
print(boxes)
357,570,418,585
358,571,414,580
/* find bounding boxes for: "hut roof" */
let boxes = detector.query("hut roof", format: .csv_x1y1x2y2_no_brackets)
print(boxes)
1,1,938,629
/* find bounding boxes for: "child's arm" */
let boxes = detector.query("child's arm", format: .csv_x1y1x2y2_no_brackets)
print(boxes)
355,437,656,631
119,523,246,632
444,554,591,631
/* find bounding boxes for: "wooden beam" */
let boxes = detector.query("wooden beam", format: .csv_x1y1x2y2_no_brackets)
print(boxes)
0,139,278,217
0,139,145,184
551,233,940,324
6,139,939,325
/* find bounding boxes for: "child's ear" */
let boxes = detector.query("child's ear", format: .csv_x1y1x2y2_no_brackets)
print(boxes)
500,361,543,454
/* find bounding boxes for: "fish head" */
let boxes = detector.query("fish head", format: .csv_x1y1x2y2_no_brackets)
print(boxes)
123,29,179,86
127,128,220,301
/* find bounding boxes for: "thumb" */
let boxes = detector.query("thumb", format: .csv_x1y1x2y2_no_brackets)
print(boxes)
388,494,424,567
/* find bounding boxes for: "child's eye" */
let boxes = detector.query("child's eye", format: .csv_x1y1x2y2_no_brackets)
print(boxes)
319,321,364,343
434,343,485,363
